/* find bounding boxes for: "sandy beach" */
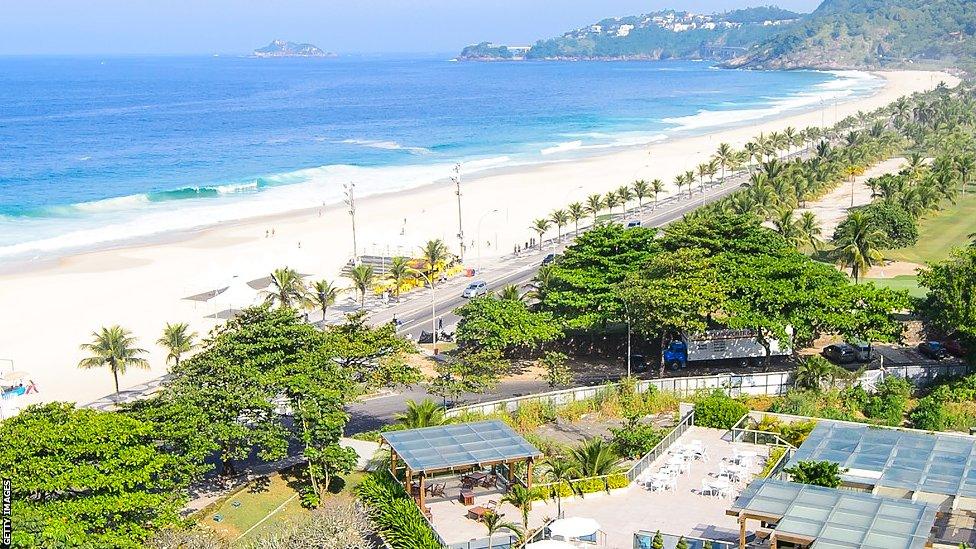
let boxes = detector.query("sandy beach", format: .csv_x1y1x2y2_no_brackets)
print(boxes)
0,69,957,407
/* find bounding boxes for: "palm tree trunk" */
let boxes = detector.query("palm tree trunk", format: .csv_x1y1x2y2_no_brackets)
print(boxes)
112,367,120,397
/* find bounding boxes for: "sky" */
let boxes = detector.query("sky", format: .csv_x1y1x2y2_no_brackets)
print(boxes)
1,0,823,55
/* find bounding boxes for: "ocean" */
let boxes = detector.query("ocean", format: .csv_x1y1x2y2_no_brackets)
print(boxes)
0,55,881,261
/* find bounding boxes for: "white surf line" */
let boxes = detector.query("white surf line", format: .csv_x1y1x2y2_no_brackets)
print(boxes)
234,492,299,542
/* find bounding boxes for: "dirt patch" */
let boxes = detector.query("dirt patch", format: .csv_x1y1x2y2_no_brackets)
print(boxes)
862,260,923,279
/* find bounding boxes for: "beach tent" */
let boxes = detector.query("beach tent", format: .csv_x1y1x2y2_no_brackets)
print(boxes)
208,275,260,317
548,517,601,541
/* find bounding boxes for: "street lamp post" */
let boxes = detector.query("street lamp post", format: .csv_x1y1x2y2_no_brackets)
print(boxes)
343,182,358,264
417,270,438,354
622,298,632,379
451,163,465,262
476,209,499,272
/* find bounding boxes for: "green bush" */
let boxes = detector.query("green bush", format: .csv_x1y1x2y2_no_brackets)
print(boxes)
784,460,845,488
531,473,629,501
835,200,918,249
863,376,911,426
910,395,949,431
605,473,629,489
694,392,749,429
610,423,665,459
356,472,440,549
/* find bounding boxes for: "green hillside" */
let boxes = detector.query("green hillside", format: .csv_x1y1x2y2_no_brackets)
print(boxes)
727,0,976,69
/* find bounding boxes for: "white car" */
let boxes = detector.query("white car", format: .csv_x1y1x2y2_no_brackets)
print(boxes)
461,280,488,298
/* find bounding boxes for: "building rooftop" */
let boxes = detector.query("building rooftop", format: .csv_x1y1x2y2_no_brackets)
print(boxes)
791,421,976,502
381,420,542,475
731,478,937,549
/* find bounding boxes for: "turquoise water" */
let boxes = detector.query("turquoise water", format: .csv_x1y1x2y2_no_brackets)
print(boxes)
0,55,880,259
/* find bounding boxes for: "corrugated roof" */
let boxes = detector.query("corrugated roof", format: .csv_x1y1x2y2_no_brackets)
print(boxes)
381,420,542,473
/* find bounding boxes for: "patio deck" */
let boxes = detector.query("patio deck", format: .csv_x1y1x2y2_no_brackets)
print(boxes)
429,426,770,548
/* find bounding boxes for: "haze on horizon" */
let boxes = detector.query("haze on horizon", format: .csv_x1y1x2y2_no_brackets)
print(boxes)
2,0,822,55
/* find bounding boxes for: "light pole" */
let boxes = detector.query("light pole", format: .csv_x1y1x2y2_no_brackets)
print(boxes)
416,269,438,354
476,209,499,272
343,182,358,264
622,298,632,379
451,163,465,262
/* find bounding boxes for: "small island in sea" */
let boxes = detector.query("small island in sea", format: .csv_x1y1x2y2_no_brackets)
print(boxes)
252,39,336,58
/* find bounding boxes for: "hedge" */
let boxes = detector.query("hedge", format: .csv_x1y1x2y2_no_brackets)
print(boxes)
532,473,629,500
693,392,749,429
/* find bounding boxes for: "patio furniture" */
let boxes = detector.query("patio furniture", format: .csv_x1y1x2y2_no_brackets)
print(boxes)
701,479,719,497
480,473,498,488
709,477,733,499
734,449,758,467
467,506,490,521
460,489,475,505
667,455,690,474
650,473,675,492
429,483,446,497
719,463,745,483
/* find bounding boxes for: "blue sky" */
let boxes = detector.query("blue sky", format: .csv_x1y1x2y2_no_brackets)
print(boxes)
1,0,823,55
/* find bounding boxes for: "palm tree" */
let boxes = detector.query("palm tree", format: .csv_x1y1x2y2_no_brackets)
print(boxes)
263,267,309,309
523,266,553,304
498,284,522,301
616,185,633,214
794,355,841,391
541,458,579,519
386,257,410,301
772,208,803,247
501,484,534,529
310,279,341,318
650,179,665,210
395,399,447,428
956,154,975,195
530,218,550,250
831,211,885,283
783,126,798,156
714,143,734,183
78,325,149,397
568,438,621,478
673,174,687,199
157,322,197,368
798,211,822,251
604,191,621,217
549,209,569,243
696,163,711,194
585,194,604,227
567,202,586,236
632,179,650,211
347,264,375,308
419,239,449,287
684,170,696,197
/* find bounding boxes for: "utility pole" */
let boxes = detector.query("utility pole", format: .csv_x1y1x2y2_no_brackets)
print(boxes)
451,163,465,261
344,182,358,264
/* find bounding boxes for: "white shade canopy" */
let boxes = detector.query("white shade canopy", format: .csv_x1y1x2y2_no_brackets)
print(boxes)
211,275,260,311
525,541,577,549
547,517,601,539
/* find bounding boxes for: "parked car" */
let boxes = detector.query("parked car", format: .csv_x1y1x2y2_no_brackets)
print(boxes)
626,220,642,228
849,341,872,363
917,341,948,360
822,343,856,364
461,280,488,298
945,339,968,358
541,253,556,266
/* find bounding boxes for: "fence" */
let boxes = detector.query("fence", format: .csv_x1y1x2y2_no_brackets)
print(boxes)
634,531,735,549
626,410,695,482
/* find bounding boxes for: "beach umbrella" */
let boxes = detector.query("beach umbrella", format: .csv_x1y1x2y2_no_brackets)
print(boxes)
210,275,260,315
547,517,601,540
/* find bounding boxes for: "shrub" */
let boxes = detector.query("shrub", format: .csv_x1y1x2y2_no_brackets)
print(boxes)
835,200,918,249
605,473,629,490
244,499,374,549
784,460,845,488
610,423,665,459
356,472,440,549
759,447,787,478
532,473,629,501
694,392,748,429
910,396,949,431
863,376,911,426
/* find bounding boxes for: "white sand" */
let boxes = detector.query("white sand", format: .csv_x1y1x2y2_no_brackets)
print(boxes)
0,70,956,407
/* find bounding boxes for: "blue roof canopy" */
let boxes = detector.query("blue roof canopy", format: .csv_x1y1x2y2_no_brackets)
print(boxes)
732,478,937,549
381,420,542,474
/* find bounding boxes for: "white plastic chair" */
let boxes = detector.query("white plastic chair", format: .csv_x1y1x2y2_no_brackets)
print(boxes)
700,479,718,497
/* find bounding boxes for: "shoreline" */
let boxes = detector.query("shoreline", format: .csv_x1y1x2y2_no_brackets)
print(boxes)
0,68,877,272
0,69,958,407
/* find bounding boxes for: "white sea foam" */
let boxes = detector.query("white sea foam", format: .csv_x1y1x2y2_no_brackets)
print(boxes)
661,71,882,133
340,139,431,155
541,140,583,155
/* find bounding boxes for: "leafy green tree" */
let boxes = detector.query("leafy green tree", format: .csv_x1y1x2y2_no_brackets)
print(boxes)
455,295,563,354
540,458,579,519
0,403,193,548
540,351,572,389
157,322,197,367
772,208,803,247
651,531,664,549
427,348,505,404
794,355,844,391
498,284,523,301
784,460,845,488
322,311,419,388
419,239,450,287
676,537,689,549
693,392,749,429
78,325,150,397
311,279,341,318
395,399,448,429
910,395,949,431
530,218,551,249
798,211,823,251
263,267,310,308
918,246,976,347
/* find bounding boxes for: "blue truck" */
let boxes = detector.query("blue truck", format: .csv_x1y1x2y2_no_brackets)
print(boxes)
663,328,791,369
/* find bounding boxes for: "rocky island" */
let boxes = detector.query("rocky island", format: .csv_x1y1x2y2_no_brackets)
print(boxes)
252,40,336,58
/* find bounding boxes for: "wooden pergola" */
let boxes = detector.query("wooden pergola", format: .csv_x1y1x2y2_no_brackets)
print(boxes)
381,420,543,511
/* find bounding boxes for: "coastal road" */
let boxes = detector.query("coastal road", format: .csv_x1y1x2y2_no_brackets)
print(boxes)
344,171,753,433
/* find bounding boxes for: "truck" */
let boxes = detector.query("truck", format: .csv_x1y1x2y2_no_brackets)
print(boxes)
662,328,791,369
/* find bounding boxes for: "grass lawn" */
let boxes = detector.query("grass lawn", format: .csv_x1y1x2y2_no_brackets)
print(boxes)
199,468,366,545
862,275,926,298
886,192,976,264
419,341,457,353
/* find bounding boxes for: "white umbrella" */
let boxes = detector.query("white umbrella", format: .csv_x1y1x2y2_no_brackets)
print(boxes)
525,541,577,549
547,517,601,540
210,275,260,313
